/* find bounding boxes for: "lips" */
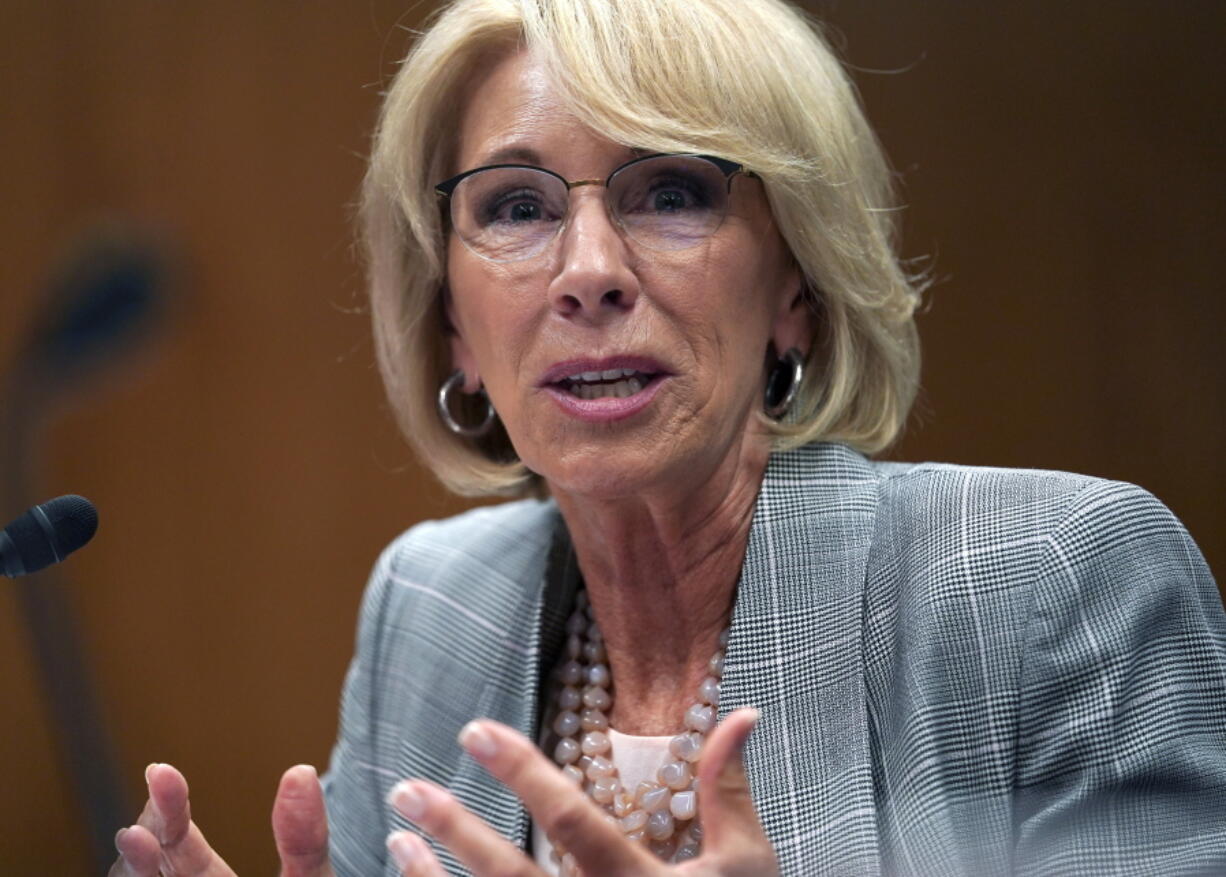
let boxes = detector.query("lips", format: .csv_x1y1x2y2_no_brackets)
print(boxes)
538,356,671,421
558,367,656,399
538,356,670,392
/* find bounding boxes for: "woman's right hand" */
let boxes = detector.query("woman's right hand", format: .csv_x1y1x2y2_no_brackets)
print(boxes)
108,762,335,877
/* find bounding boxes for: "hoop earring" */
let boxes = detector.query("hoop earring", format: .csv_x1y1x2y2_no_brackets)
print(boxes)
764,347,804,419
438,370,496,438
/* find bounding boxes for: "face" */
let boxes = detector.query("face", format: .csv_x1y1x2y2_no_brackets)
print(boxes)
445,49,812,500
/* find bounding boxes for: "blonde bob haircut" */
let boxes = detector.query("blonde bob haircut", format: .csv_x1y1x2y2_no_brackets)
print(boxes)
363,0,923,496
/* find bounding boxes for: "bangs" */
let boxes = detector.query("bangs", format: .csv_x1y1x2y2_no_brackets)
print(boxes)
520,0,830,182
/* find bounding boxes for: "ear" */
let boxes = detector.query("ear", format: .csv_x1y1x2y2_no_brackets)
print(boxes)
443,286,483,393
770,263,816,358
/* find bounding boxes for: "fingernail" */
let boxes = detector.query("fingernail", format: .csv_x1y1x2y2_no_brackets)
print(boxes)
738,708,760,749
387,781,427,821
113,827,128,850
144,762,164,783
458,721,498,760
386,831,422,869
281,764,318,794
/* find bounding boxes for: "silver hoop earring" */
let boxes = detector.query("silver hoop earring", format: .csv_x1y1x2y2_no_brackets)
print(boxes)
438,370,496,438
764,347,804,419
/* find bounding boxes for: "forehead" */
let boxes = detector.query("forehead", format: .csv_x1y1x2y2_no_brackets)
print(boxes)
453,49,631,172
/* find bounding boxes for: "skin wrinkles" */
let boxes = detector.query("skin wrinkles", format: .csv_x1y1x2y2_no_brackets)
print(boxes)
445,49,813,735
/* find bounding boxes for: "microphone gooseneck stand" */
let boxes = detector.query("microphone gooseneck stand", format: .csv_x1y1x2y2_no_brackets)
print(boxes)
3,229,169,873
2,373,129,876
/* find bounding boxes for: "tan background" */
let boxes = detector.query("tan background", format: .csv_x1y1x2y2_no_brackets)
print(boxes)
1,1,1222,872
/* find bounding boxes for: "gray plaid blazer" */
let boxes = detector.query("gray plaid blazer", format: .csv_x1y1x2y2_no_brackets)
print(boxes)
321,442,1226,875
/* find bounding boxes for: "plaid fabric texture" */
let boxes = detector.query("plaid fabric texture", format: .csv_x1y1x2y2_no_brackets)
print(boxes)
321,442,1226,875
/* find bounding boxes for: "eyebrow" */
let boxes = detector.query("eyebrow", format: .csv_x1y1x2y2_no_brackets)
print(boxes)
470,144,649,169
478,145,542,166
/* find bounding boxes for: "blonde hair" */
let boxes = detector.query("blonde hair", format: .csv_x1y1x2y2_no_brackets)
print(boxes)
363,0,923,496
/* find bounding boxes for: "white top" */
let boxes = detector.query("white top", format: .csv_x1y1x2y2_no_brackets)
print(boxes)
532,728,672,874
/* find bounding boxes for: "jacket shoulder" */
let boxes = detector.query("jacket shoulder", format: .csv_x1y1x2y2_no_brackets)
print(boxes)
871,458,1106,525
379,498,559,586
353,498,559,665
864,458,1103,605
866,460,1199,575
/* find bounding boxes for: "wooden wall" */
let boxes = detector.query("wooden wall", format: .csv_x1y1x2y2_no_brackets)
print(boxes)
1,1,1221,871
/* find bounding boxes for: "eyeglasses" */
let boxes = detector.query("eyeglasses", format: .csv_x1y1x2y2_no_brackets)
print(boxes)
434,153,753,263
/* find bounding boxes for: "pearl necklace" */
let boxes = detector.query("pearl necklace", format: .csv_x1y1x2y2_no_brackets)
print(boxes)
546,589,729,874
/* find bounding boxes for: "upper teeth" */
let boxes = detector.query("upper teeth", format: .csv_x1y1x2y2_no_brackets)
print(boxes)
566,368,642,382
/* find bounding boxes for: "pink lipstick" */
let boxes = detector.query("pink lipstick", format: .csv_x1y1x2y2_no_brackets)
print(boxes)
539,356,670,423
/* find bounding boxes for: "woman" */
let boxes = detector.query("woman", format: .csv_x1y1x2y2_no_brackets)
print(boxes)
111,0,1226,875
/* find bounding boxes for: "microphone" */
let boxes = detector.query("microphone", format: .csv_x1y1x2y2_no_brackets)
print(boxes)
0,495,98,578
21,227,169,390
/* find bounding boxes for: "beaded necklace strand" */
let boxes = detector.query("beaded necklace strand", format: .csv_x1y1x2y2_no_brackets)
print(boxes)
545,589,729,873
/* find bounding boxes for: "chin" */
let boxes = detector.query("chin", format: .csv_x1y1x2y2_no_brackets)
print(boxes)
533,445,673,501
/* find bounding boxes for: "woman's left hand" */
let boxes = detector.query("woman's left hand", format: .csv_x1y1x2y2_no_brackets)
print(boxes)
384,707,776,876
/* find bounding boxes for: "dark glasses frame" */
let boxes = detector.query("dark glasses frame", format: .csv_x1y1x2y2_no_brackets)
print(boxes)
434,153,753,200
434,153,757,262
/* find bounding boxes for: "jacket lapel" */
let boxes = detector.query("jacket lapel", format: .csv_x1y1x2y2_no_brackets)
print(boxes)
440,510,575,872
720,442,882,874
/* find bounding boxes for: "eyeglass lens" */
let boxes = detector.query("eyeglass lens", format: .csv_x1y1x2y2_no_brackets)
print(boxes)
448,155,733,263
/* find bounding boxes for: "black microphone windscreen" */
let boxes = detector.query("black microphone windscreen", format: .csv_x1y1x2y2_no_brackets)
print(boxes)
1,495,98,577
42,494,99,557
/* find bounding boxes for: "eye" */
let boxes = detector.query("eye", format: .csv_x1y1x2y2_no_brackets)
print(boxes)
507,200,542,222
618,168,716,216
652,189,688,212
644,175,708,213
481,188,554,225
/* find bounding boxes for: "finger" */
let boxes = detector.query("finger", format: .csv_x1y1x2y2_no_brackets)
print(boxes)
695,708,775,866
386,829,449,876
108,824,161,877
456,720,659,876
139,762,233,875
273,765,334,877
141,762,191,844
387,780,537,876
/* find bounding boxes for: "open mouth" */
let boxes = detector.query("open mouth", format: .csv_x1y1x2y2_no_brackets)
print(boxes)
555,368,659,400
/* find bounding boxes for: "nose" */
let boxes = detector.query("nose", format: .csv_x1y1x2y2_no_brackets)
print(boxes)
547,189,640,322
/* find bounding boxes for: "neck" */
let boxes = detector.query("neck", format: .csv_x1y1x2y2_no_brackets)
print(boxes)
550,435,769,734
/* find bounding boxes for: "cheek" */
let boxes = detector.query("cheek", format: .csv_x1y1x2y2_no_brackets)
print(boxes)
447,251,501,351
687,250,785,412
674,246,780,359
446,256,543,398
